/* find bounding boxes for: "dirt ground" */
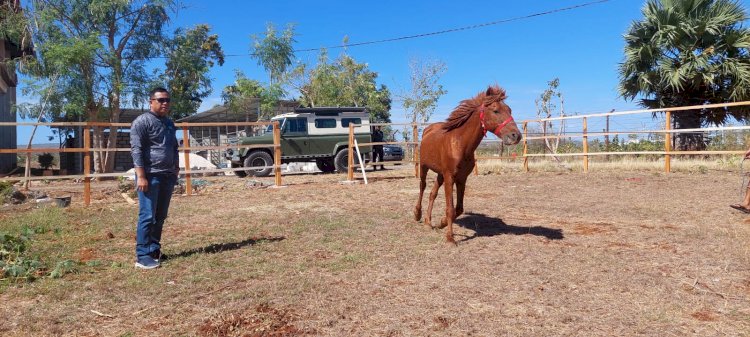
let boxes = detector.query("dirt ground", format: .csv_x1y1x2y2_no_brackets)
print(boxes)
1,167,749,336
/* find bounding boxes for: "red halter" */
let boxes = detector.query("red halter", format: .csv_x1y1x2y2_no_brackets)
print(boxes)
479,104,514,137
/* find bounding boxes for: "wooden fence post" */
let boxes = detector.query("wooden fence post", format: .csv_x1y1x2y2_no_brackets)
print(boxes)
182,127,192,196
523,122,529,173
583,117,589,173
413,123,420,178
273,121,281,186
348,124,354,181
83,125,91,206
665,111,671,173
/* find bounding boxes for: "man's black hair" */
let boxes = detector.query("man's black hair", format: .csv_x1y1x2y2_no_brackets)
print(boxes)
149,87,169,99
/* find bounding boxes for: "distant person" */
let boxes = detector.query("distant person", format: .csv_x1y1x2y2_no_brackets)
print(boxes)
130,87,179,269
62,134,76,171
731,147,750,214
372,125,385,170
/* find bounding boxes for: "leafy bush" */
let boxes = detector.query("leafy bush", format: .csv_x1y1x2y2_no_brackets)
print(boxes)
0,181,13,203
1,212,78,285
37,153,54,170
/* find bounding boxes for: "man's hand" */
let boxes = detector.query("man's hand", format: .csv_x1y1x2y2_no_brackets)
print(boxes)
136,177,149,192
135,167,148,192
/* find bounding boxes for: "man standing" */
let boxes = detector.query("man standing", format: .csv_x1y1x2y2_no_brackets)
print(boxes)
731,147,750,214
131,88,179,269
372,125,385,170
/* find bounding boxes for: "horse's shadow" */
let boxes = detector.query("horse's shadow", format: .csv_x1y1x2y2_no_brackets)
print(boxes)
454,212,564,242
162,236,285,261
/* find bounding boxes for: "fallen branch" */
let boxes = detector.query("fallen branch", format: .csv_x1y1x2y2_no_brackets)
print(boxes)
684,278,749,302
120,193,135,205
90,309,114,318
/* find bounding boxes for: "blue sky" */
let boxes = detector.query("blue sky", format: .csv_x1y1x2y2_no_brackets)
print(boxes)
15,0,750,143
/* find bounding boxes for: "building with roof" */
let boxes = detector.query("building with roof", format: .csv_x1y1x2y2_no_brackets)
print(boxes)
0,0,33,174
59,100,298,173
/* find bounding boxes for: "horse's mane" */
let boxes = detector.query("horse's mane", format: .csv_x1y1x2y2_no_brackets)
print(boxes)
442,85,507,132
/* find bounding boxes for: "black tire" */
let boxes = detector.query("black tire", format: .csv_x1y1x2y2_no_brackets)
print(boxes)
316,158,336,173
243,151,274,177
334,149,361,173
231,163,247,177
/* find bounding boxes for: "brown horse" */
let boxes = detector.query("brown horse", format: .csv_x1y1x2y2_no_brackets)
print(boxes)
414,85,522,243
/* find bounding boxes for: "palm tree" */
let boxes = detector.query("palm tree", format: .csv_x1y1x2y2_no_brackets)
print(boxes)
619,0,750,150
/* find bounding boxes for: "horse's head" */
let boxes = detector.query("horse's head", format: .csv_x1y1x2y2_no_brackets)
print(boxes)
480,86,522,145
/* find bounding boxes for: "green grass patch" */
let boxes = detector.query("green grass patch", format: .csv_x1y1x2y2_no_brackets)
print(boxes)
0,181,13,203
1,208,78,288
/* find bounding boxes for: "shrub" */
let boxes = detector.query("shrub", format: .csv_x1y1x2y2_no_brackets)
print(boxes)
0,181,12,203
37,153,54,170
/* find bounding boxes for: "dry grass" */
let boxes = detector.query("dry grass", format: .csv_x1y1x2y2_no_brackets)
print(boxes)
1,167,749,336
480,155,743,174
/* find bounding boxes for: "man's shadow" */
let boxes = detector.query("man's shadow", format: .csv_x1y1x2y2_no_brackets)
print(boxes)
162,236,285,261
454,212,564,242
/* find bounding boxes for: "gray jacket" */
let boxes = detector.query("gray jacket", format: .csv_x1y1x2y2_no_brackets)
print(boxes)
130,111,179,176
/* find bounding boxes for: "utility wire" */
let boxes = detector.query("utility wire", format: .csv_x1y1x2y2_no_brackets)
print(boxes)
215,0,612,58
293,0,610,53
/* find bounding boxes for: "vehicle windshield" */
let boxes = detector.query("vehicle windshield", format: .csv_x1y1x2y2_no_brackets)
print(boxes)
265,118,284,134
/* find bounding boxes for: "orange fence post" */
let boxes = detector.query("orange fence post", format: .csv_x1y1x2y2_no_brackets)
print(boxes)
583,117,589,173
348,124,354,181
182,127,192,196
413,123,420,178
83,125,91,206
665,111,671,173
273,121,281,186
522,122,529,173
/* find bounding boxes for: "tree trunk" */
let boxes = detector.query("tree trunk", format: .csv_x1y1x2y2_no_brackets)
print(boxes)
22,113,44,190
103,103,121,174
22,75,59,190
672,111,704,151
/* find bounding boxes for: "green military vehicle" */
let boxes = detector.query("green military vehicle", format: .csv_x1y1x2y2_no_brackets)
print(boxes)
227,107,372,177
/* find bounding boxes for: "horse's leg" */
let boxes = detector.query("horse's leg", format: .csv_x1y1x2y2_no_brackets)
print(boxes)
425,174,443,228
441,175,456,244
455,176,467,218
414,164,428,221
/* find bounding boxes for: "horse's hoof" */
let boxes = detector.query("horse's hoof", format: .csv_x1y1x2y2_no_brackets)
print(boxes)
424,218,432,228
437,217,449,229
445,236,457,246
414,208,422,221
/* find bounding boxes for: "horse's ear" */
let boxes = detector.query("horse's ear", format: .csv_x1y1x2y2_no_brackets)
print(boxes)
486,86,495,97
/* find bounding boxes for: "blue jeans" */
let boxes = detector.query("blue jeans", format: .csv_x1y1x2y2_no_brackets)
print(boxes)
135,174,177,258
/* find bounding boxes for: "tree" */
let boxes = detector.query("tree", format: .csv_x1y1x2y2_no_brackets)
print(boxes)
619,0,750,150
0,0,32,54
291,49,392,123
251,23,296,85
399,57,447,141
221,70,284,122
18,0,176,173
535,78,566,161
158,24,225,119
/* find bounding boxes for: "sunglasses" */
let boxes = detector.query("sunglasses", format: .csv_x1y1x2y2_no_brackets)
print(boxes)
151,98,171,103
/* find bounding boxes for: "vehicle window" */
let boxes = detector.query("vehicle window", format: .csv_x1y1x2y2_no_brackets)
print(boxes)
265,121,280,134
284,118,307,133
341,118,361,128
314,118,336,128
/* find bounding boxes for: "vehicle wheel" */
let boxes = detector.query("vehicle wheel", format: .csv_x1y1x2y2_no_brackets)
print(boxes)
334,149,361,173
243,151,274,177
316,158,336,173
232,163,247,177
